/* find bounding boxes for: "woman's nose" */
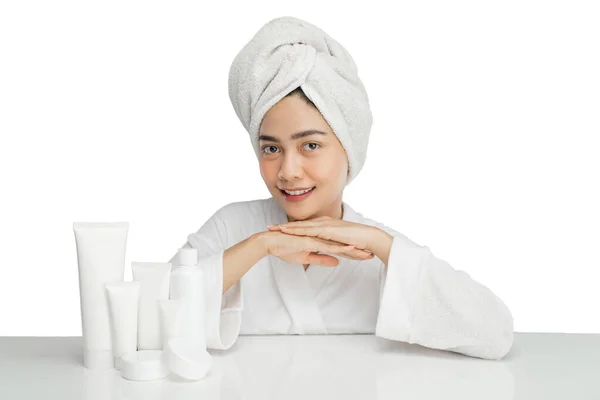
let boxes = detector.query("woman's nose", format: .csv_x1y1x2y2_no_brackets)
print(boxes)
278,154,303,180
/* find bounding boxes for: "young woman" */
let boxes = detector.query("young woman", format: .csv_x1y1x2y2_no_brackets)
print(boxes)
169,16,513,360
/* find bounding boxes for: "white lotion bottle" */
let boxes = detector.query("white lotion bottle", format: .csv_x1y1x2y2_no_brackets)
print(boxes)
169,248,206,349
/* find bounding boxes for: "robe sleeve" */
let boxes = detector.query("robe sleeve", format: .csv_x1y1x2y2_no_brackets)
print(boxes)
372,224,514,360
168,205,243,350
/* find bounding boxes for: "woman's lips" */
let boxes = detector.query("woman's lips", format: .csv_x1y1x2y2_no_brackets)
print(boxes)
280,187,315,202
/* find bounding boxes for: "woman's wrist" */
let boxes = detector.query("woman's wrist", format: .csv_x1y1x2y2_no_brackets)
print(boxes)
222,232,270,294
253,231,272,258
367,227,394,266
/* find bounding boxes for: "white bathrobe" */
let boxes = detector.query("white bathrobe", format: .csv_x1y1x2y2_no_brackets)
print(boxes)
168,197,514,360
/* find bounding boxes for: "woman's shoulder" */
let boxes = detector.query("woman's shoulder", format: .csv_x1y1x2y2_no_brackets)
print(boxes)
213,197,272,221
345,202,419,246
207,197,273,238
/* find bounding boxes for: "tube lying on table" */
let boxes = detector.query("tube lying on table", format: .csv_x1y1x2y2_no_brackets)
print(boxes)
73,222,129,369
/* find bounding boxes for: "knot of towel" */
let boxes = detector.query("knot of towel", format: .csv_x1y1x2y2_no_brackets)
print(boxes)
228,16,373,186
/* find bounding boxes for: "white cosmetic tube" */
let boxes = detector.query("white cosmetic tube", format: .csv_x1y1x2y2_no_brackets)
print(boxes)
159,299,185,349
131,262,171,350
105,281,140,371
73,222,129,369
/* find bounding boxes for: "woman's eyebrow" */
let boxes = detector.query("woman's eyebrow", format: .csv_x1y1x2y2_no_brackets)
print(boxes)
258,130,328,143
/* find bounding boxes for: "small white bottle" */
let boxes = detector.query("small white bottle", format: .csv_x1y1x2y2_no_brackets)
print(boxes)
169,247,206,350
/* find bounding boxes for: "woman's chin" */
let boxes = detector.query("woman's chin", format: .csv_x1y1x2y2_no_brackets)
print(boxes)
273,190,319,219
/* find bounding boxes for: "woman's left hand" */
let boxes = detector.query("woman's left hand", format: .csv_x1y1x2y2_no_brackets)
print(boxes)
267,216,377,253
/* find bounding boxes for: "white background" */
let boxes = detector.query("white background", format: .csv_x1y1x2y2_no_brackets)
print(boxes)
1,1,598,336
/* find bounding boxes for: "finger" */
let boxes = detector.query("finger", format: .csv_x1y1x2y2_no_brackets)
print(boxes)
313,237,349,246
337,252,361,260
324,243,355,254
306,253,339,267
301,232,370,257
336,249,374,261
352,248,374,256
306,238,354,254
278,220,330,229
349,248,375,258
280,226,332,240
311,237,367,253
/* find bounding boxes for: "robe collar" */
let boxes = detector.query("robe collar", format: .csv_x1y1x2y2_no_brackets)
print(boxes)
264,196,362,334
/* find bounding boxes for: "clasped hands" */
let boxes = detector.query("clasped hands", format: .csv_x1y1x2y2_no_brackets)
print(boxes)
263,216,379,267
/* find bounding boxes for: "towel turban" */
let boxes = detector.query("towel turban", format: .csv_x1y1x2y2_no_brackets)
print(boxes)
228,16,373,186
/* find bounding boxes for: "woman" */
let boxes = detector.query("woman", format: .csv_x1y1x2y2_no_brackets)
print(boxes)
169,16,513,360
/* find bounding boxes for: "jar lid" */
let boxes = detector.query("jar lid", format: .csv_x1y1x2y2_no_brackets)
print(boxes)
162,337,212,380
120,350,169,381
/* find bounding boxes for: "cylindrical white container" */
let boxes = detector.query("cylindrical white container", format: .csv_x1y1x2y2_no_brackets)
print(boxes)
158,299,185,349
73,222,129,369
120,350,169,381
169,248,206,349
105,281,140,370
131,262,171,350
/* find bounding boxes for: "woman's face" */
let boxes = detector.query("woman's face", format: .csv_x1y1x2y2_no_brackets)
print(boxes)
258,94,348,222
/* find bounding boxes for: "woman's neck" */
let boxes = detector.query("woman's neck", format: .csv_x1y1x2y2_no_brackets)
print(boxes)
287,201,344,222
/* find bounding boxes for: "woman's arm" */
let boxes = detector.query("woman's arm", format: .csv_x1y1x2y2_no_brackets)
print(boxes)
367,221,514,360
367,227,394,266
168,203,260,350
222,232,268,294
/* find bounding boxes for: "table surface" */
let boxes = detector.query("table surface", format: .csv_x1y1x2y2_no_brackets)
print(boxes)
1,333,599,400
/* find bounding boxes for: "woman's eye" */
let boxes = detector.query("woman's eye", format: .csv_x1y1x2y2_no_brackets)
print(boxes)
262,145,278,154
261,143,319,154
304,143,320,151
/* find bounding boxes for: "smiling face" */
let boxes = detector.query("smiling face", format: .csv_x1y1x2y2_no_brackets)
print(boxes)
258,92,349,222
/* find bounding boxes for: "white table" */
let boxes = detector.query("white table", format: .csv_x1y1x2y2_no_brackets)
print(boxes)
0,333,598,399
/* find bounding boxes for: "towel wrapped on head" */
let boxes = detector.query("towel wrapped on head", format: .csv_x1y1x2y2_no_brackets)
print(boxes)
228,16,373,186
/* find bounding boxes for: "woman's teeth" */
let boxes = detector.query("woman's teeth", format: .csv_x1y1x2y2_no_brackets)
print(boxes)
283,187,314,195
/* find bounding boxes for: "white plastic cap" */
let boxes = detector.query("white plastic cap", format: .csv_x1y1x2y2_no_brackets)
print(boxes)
161,337,212,380
120,350,169,381
178,248,198,266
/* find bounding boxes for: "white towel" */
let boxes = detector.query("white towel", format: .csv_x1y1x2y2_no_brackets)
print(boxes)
228,16,373,186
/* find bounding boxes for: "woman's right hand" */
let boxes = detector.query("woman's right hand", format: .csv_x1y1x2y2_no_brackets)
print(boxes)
260,231,374,267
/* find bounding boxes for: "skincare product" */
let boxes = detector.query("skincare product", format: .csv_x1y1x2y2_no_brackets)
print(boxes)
131,262,171,350
159,299,184,349
162,337,212,381
73,222,128,369
105,281,140,370
169,248,206,349
120,350,169,381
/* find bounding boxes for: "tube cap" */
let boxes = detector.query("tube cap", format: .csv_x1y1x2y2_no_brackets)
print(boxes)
162,337,212,380
84,349,114,369
178,248,198,266
120,350,169,381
